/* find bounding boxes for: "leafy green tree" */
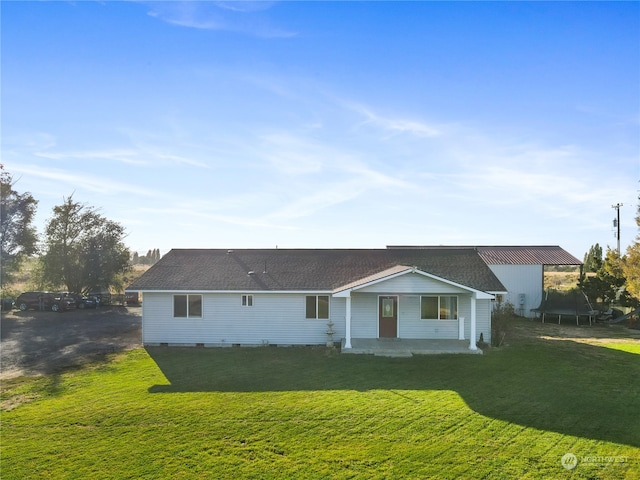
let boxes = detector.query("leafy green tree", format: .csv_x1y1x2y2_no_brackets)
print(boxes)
582,247,631,307
583,243,603,273
622,202,640,303
41,195,130,293
0,165,39,286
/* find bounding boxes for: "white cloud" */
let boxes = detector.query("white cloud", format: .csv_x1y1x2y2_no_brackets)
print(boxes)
3,132,57,152
35,149,150,166
143,1,296,38
34,144,210,169
146,2,225,30
259,133,326,175
265,182,364,221
345,102,443,138
214,2,277,13
137,205,294,230
441,138,636,233
7,163,160,197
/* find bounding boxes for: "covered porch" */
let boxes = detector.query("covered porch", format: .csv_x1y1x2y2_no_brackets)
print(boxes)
340,338,483,356
333,265,496,353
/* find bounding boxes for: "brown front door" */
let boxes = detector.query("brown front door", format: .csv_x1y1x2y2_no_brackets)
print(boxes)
379,296,398,338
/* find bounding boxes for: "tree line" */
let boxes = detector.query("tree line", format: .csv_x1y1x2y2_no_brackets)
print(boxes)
1,165,131,294
132,249,161,266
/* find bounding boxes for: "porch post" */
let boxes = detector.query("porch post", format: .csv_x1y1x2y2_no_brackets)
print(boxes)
469,293,477,351
344,295,352,349
458,316,465,340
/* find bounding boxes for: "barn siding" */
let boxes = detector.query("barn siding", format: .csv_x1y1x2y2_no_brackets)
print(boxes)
142,292,346,345
488,264,543,317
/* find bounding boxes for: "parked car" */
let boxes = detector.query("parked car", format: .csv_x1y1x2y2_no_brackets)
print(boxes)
15,292,76,312
69,294,97,309
87,291,110,306
124,292,140,306
1,298,15,311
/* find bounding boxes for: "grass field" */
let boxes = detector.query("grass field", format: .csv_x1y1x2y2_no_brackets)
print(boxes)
2,323,639,479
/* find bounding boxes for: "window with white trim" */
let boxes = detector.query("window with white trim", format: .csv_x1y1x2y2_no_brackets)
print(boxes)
421,296,458,320
306,295,329,319
241,294,253,307
174,294,202,318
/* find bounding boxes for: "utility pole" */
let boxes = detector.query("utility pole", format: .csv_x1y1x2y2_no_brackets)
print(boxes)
612,203,623,255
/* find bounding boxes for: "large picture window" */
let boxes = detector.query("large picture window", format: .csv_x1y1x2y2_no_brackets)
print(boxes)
421,296,458,320
306,295,329,319
174,294,202,318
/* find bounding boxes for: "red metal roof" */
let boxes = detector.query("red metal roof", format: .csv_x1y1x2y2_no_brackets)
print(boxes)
388,246,582,266
476,246,582,265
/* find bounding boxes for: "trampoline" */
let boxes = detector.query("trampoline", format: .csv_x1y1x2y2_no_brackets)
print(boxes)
531,289,598,326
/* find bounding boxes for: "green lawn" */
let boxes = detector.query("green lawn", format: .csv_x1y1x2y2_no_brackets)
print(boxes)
2,335,639,479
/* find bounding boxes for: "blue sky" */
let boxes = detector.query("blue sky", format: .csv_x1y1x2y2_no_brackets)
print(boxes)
2,1,639,260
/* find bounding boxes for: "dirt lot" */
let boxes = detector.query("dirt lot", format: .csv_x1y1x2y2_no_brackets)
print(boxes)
1,306,141,379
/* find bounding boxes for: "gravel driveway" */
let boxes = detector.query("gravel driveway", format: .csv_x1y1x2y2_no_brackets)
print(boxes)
1,306,141,379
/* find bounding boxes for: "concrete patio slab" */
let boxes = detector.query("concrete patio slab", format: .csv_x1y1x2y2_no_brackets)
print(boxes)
341,338,482,356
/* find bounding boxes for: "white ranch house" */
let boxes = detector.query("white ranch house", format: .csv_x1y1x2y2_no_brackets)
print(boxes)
126,246,580,352
127,248,510,351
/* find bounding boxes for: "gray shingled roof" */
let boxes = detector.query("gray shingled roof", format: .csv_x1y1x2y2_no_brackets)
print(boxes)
388,245,582,266
127,248,506,293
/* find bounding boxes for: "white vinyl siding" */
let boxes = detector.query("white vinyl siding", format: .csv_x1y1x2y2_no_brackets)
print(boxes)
142,292,345,345
487,264,543,318
140,273,493,345
357,272,467,294
350,293,379,338
471,299,491,344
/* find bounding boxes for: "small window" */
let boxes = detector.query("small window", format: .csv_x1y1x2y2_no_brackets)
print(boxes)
242,294,253,307
306,295,329,319
317,296,329,319
174,294,202,318
189,295,202,317
306,296,317,319
174,295,187,317
421,296,457,320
